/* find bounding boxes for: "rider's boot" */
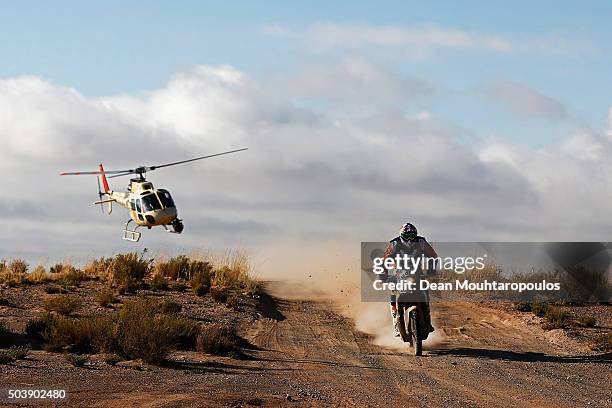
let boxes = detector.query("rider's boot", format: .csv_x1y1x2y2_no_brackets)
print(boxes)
390,304,400,337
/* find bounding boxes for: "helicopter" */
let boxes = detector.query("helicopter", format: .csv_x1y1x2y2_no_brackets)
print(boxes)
61,148,248,242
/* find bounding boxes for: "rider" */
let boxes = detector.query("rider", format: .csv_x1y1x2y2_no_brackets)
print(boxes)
382,222,437,337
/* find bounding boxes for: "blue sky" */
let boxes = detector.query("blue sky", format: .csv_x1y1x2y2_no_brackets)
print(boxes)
1,1,610,148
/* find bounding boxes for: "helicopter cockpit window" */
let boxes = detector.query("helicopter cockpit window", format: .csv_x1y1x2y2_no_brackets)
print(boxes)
135,199,142,213
142,194,162,212
157,190,175,208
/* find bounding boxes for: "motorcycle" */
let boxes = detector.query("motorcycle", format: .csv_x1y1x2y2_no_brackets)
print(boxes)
392,273,429,356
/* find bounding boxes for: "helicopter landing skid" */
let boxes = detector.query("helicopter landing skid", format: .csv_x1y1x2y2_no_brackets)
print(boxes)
162,225,179,234
123,219,142,242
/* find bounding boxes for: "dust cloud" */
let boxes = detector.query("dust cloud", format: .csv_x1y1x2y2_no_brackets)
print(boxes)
253,242,446,351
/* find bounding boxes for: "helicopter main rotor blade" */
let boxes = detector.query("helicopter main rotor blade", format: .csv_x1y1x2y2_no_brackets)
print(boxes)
60,148,247,177
107,171,136,179
60,169,133,176
146,148,248,171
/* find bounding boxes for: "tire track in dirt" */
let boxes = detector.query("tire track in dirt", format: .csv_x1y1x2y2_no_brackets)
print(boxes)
244,283,611,407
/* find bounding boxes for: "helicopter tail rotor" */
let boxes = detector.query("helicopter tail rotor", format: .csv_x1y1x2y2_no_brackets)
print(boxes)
96,176,104,214
94,167,113,215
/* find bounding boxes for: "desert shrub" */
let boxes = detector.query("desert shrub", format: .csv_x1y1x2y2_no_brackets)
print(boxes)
165,316,200,350
7,345,29,360
9,259,28,275
57,265,89,285
104,354,122,365
0,347,28,364
44,315,115,354
191,271,211,296
0,259,28,286
514,301,532,312
578,315,596,327
43,295,82,316
110,253,150,293
96,287,116,308
154,256,191,280
0,322,14,347
170,281,187,292
25,314,54,339
45,285,61,294
150,273,168,291
83,257,114,280
543,307,569,329
531,302,549,317
212,265,260,297
210,287,228,303
159,299,182,314
0,350,15,364
38,297,210,364
27,265,52,284
188,260,213,281
65,353,88,367
114,298,173,363
196,324,241,356
226,294,239,309
49,264,63,274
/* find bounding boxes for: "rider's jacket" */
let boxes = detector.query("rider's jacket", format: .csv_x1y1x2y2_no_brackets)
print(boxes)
382,236,434,281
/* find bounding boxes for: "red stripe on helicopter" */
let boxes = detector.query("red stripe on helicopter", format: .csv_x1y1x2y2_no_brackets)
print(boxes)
99,164,110,193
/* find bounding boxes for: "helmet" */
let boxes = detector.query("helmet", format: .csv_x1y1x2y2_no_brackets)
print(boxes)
400,223,417,241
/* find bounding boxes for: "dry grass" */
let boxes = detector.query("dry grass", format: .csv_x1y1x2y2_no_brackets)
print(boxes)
114,298,196,363
83,257,115,280
0,259,28,286
159,299,182,314
40,298,200,364
96,287,116,308
543,306,569,330
0,346,28,364
1,250,260,299
25,314,54,339
108,253,150,293
43,295,82,316
153,255,192,280
578,315,597,327
65,353,88,367
27,265,53,283
196,323,241,356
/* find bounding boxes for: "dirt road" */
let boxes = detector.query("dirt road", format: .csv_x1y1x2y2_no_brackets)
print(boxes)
2,283,610,407
243,289,610,407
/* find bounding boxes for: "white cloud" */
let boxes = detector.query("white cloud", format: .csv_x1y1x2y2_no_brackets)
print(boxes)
1,64,611,265
482,81,568,120
263,23,587,57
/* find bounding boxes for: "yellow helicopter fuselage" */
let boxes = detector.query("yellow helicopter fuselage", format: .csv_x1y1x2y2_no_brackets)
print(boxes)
107,179,178,228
